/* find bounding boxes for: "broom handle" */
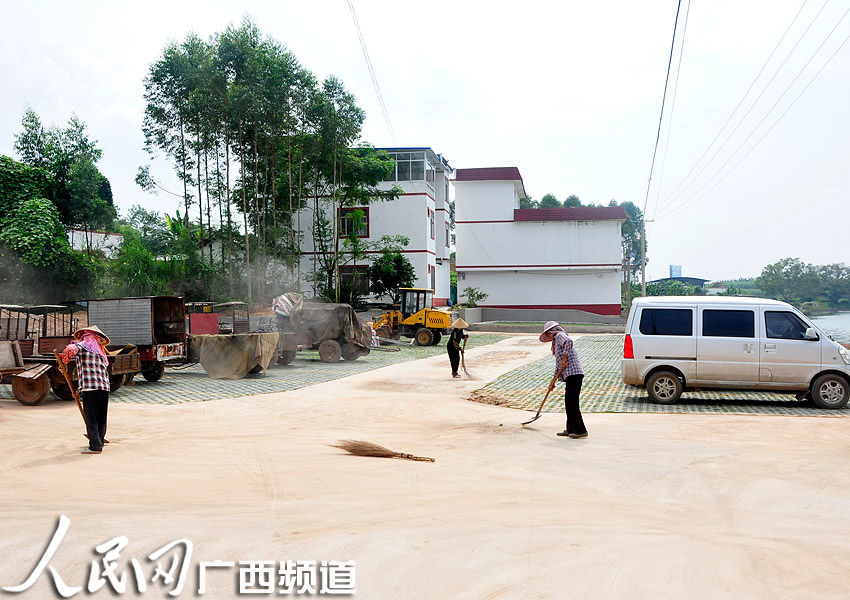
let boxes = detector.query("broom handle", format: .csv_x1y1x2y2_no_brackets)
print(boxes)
53,349,84,421
394,453,435,462
529,356,568,420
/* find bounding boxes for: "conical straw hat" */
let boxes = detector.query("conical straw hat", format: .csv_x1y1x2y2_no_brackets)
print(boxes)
73,325,111,345
451,318,469,329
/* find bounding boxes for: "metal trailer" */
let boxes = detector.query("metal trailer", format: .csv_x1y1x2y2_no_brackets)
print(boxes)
214,302,250,335
87,296,186,382
0,305,33,356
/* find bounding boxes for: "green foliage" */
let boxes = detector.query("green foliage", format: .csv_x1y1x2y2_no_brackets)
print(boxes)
755,258,850,310
368,244,415,303
461,286,489,308
563,194,582,208
0,198,67,267
0,155,52,223
13,109,115,232
539,193,561,208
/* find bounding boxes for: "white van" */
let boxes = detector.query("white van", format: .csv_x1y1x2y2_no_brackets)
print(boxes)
621,296,850,409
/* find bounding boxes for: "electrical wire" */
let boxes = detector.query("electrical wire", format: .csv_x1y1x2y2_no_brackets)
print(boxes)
655,0,815,215
659,6,850,219
648,0,691,226
661,28,850,220
347,0,396,142
642,0,685,218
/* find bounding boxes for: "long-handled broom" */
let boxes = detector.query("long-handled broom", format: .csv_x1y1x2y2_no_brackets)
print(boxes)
521,356,568,426
460,337,473,378
331,440,435,462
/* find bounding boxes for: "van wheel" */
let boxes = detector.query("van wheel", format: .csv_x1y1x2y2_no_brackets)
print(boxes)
811,374,850,409
646,371,683,404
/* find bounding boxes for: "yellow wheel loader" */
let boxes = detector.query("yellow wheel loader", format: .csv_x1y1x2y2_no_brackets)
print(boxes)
373,288,452,346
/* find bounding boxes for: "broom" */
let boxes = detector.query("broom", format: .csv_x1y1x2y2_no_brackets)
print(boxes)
521,356,568,426
54,349,109,444
331,440,435,462
460,337,473,378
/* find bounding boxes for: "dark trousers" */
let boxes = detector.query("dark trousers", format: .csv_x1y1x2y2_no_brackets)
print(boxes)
564,375,587,435
447,345,460,375
81,390,109,451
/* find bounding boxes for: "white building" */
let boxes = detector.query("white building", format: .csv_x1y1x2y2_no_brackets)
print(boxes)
454,167,626,319
298,147,453,305
67,228,124,257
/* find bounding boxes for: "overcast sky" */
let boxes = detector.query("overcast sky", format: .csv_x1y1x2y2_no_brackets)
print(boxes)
1,0,848,281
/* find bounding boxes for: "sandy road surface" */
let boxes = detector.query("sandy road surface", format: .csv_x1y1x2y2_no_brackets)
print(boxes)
1,335,850,599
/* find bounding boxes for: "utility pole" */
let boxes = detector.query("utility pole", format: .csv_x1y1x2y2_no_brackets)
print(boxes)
640,219,653,297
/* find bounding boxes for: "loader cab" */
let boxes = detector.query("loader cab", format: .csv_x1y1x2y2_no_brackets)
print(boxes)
400,288,434,319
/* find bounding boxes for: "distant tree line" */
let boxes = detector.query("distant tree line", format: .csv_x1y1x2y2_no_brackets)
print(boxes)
756,257,850,312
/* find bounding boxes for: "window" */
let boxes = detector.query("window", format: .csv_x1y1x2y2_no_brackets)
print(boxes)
765,311,809,340
338,266,370,296
381,151,428,182
430,266,435,291
639,308,693,336
339,207,369,238
702,310,755,338
429,209,435,239
445,222,450,247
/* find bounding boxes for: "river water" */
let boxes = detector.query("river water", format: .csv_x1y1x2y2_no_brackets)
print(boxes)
811,312,850,343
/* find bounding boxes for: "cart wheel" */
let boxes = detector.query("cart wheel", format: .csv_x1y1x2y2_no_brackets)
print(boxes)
277,349,297,366
318,340,342,363
142,362,165,382
51,381,75,402
124,372,136,385
13,374,50,406
375,326,392,340
109,374,124,392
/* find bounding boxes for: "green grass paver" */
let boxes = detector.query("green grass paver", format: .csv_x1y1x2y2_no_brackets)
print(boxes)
0,335,507,405
473,334,850,416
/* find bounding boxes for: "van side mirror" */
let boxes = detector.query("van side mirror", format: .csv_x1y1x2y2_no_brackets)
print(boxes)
804,327,819,340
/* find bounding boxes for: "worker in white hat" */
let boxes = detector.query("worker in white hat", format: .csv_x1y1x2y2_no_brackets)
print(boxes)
60,325,112,454
447,318,469,378
539,321,588,438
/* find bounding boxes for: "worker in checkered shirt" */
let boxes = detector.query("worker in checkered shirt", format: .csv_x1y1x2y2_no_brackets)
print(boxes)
539,321,588,439
60,325,112,454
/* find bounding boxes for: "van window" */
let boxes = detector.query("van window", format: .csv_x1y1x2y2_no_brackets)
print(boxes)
639,308,692,336
765,311,808,340
702,309,755,338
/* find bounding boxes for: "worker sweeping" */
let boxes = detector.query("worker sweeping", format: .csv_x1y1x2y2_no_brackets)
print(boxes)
447,318,469,378
60,325,112,454
539,321,588,439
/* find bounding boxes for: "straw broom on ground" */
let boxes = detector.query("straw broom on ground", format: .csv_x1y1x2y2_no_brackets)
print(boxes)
332,440,435,462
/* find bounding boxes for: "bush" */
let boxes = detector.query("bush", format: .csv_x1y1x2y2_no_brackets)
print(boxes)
461,286,488,308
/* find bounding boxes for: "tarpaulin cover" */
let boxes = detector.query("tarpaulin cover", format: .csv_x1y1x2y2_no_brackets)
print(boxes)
191,332,279,380
290,302,371,348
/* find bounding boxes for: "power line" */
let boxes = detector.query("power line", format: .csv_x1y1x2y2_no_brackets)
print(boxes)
640,0,684,295
648,0,691,224
655,0,815,215
662,28,850,220
659,6,850,219
347,0,396,142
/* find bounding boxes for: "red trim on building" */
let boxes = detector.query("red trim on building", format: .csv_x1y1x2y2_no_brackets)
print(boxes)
455,220,514,224
482,303,622,316
514,207,627,221
301,249,436,256
400,191,436,202
457,263,621,269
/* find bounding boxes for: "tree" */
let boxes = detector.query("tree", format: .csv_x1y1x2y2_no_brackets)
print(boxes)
519,197,539,209
539,193,561,208
367,236,415,303
563,194,582,207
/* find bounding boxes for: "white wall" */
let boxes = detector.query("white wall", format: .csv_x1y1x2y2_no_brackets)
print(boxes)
456,219,622,268
454,180,515,222
67,229,123,256
458,269,621,308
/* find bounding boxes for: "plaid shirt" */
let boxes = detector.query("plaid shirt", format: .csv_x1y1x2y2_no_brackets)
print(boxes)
553,331,583,379
72,343,111,392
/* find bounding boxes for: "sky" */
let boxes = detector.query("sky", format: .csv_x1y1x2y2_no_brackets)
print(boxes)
1,0,848,282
